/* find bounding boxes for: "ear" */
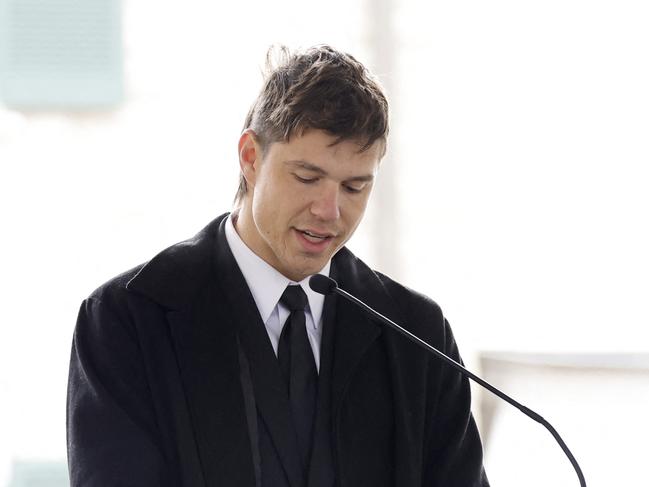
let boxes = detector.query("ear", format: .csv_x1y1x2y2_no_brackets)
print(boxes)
238,129,262,190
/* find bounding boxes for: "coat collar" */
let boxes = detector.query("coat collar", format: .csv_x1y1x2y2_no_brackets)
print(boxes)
125,212,402,324
126,214,227,310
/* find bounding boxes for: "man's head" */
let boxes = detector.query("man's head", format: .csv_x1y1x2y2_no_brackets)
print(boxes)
235,45,389,281
236,45,389,205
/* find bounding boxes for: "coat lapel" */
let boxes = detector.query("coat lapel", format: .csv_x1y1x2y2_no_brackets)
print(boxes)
127,214,257,487
329,248,421,487
212,219,304,487
328,250,384,419
166,301,256,486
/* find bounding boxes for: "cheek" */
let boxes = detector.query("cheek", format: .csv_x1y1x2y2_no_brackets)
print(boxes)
343,196,370,226
252,186,288,239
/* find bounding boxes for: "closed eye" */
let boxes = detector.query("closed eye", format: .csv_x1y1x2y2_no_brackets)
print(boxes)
294,174,318,184
343,184,363,194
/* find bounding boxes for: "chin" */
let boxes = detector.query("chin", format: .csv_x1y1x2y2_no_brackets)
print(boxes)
286,259,324,281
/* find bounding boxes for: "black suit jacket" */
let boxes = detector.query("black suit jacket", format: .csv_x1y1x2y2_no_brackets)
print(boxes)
67,214,488,486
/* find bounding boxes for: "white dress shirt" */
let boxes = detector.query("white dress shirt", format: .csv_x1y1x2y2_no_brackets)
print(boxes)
224,214,330,371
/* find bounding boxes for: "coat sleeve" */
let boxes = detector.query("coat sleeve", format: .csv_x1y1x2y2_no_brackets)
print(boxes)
67,295,170,487
422,318,489,487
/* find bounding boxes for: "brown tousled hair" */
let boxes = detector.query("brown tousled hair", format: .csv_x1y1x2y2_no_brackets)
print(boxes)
235,45,389,205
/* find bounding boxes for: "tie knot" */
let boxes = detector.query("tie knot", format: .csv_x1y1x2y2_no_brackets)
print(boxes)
280,285,308,312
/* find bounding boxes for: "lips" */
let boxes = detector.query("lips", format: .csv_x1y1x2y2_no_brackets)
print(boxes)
299,229,332,242
294,227,336,252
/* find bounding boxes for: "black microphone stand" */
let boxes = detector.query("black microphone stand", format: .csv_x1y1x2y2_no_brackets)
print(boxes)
310,275,587,487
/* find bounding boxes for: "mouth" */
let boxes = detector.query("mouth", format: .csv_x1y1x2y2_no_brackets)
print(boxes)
294,227,337,252
298,229,334,242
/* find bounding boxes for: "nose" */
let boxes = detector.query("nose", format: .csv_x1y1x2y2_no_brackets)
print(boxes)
310,182,341,221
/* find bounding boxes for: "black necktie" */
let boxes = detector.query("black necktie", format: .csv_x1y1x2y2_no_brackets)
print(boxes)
278,285,318,466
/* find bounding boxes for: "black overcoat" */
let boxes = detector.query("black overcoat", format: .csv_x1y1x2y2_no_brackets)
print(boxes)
67,213,488,486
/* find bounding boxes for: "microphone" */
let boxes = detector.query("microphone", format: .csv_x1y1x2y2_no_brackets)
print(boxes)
309,274,587,487
309,273,338,295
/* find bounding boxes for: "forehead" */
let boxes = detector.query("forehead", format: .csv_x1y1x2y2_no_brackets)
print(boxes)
266,130,383,176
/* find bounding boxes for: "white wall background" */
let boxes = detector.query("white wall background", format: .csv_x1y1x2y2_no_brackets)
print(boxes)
394,0,649,356
1,0,647,485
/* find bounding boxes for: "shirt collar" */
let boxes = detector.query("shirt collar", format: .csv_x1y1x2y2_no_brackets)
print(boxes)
224,213,330,327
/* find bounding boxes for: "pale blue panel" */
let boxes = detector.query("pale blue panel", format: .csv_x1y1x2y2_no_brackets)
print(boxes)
7,460,69,487
0,0,123,109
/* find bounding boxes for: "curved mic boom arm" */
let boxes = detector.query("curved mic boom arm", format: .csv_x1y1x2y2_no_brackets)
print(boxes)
309,274,587,487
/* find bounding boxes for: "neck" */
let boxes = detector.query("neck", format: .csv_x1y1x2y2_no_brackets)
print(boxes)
232,200,255,251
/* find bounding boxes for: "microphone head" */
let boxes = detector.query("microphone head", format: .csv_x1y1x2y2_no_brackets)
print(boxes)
309,274,338,295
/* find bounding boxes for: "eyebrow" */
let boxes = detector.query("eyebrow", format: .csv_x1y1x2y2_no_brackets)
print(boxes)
285,160,375,183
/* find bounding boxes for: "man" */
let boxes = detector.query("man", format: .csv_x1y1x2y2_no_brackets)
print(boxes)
67,45,489,487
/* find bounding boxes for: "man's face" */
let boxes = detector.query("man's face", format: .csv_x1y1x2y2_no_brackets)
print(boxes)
236,129,383,282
